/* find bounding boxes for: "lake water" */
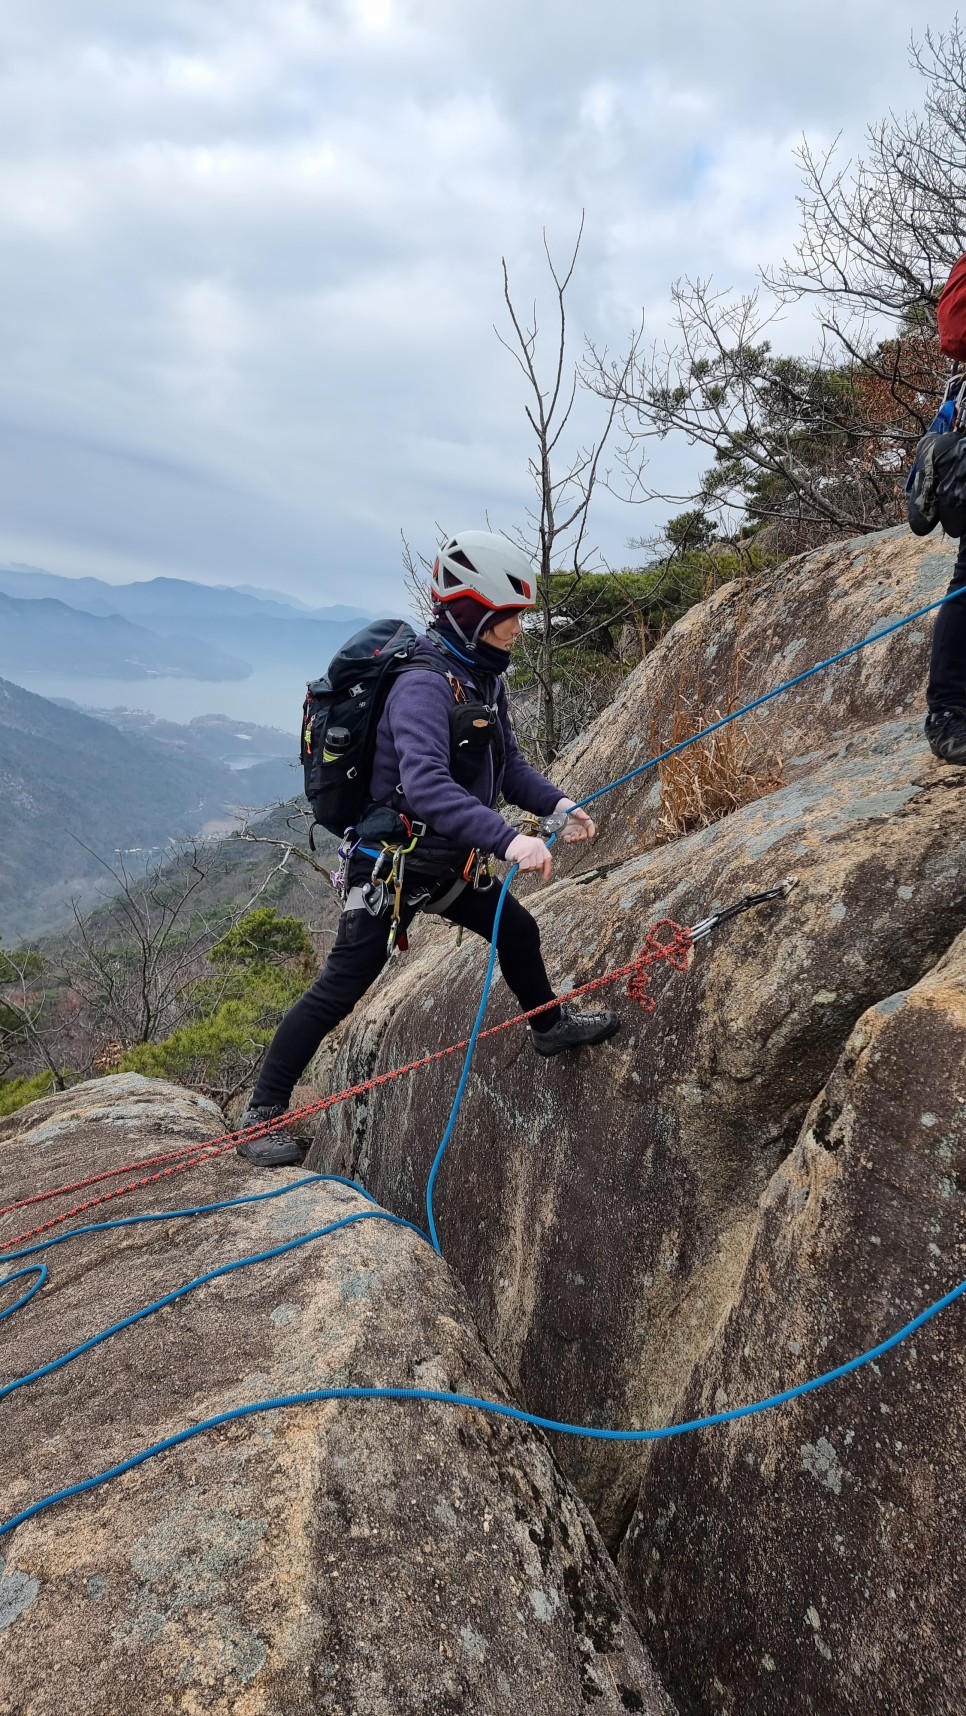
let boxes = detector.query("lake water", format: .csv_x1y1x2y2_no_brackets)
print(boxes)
12,662,300,734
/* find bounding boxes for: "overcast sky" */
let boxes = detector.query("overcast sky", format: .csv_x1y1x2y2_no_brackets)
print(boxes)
0,0,962,608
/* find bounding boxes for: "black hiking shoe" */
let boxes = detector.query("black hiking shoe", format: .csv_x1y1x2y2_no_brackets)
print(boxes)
925,708,966,765
235,1105,306,1168
530,1003,621,1057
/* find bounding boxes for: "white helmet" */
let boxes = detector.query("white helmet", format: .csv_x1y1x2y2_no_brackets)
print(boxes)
431,531,537,614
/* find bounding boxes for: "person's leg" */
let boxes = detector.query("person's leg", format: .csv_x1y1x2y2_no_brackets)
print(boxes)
443,885,561,1025
442,885,620,1053
252,910,393,1108
925,540,966,761
238,896,404,1165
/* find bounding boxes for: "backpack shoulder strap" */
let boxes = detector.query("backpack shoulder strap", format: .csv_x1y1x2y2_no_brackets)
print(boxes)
394,655,470,702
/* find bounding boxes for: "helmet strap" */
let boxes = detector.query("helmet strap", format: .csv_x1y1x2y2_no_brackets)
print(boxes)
428,616,512,676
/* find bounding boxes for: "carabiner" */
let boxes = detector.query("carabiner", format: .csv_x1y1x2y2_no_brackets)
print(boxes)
387,848,408,956
370,846,395,886
472,853,495,891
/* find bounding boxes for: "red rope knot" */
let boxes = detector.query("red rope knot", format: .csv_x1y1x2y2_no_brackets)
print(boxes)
625,919,693,1010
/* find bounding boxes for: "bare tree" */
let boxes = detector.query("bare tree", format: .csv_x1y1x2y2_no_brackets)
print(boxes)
589,279,942,555
59,843,219,1049
771,23,966,327
587,26,964,559
498,217,644,763
0,942,68,1090
59,834,305,1053
401,530,435,626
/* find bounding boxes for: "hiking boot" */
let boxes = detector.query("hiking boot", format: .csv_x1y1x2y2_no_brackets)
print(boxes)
530,1003,621,1057
235,1105,306,1168
925,708,966,765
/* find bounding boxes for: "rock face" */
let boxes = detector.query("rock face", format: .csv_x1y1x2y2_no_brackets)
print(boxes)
557,525,959,870
0,1076,674,1716
312,527,966,1545
622,930,966,1716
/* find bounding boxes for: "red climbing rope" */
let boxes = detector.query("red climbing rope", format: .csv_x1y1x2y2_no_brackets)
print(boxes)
0,921,692,1252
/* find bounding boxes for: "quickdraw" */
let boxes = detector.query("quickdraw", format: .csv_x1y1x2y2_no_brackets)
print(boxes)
374,822,422,957
687,875,799,942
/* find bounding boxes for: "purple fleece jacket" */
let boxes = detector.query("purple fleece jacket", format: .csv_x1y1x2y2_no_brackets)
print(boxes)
369,635,561,858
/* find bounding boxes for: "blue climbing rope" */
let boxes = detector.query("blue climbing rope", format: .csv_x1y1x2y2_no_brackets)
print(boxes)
2,1172,378,1267
424,579,966,1250
425,869,516,1252
3,1268,964,1540
3,576,966,1542
0,1265,47,1322
0,1204,421,1406
573,583,966,811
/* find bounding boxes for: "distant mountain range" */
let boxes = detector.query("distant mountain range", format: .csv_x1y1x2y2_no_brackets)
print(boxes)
0,677,299,942
0,566,374,686
0,566,380,936
0,566,369,626
0,591,251,681
51,704,297,766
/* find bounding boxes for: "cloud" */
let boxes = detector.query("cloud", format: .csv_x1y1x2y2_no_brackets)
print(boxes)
0,0,960,604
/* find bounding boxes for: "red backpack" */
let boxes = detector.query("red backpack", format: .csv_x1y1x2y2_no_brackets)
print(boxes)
937,255,966,360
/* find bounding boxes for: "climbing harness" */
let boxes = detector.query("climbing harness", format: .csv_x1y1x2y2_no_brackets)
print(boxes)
343,810,431,956
4,582,966,1539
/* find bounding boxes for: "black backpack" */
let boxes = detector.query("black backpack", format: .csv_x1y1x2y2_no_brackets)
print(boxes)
300,619,423,839
301,618,507,842
906,397,966,539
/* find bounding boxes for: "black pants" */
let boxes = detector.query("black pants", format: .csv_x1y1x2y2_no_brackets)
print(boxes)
927,539,966,710
252,881,561,1108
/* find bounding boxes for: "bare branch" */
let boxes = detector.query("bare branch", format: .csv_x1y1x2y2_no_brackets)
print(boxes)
498,221,646,763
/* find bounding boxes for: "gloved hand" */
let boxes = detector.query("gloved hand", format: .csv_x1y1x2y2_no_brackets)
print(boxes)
554,798,597,842
505,834,553,879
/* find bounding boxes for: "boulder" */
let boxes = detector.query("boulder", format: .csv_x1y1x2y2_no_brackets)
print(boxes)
0,1075,674,1716
621,929,966,1716
311,528,966,1544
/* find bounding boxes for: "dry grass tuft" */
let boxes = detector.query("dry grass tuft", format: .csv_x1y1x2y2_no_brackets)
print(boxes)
655,709,783,840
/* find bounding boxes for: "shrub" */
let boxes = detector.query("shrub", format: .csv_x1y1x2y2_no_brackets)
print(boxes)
0,1070,56,1118
117,908,316,1105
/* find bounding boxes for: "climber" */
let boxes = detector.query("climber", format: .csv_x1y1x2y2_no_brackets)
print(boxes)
913,253,966,764
924,502,966,765
237,531,621,1167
